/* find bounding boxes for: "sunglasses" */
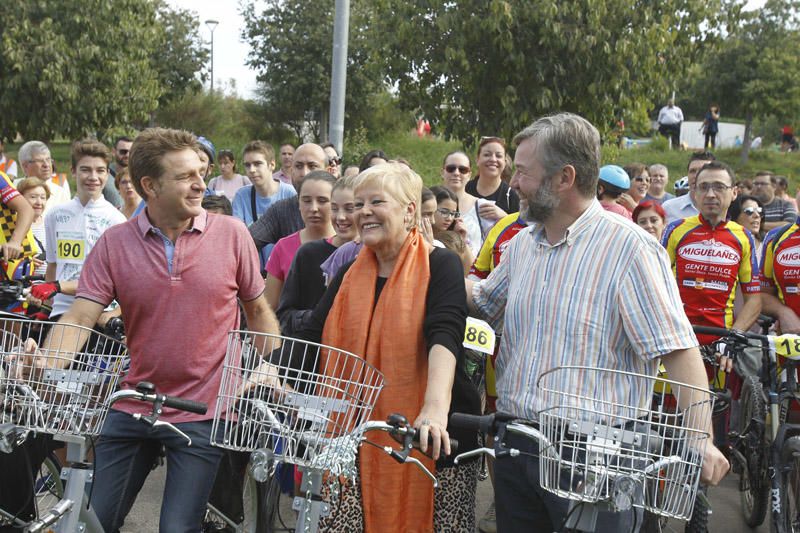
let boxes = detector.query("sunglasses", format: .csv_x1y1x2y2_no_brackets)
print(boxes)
634,176,649,182
743,206,763,216
437,208,461,219
118,149,130,156
445,164,470,174
330,157,342,165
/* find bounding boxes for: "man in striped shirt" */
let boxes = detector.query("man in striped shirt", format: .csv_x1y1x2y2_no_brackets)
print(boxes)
467,113,728,532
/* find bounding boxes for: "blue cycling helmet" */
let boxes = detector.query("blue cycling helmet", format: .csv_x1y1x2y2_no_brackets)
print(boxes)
197,136,216,164
598,165,630,189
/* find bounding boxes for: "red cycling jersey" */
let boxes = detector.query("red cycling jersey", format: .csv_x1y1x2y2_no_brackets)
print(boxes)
662,214,760,344
761,220,800,312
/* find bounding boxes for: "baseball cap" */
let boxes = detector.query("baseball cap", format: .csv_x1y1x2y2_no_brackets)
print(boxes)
598,165,630,189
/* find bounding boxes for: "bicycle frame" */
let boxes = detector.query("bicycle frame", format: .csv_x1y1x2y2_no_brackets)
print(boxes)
692,324,800,532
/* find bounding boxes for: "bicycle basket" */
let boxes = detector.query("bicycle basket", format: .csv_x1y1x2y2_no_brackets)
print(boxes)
535,366,713,520
0,318,128,436
211,331,384,473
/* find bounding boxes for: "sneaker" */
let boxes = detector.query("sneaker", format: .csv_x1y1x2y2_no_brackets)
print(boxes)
478,502,497,533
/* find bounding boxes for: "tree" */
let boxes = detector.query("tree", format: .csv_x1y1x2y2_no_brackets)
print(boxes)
371,0,734,146
689,0,800,163
240,0,385,141
151,1,209,108
0,0,208,142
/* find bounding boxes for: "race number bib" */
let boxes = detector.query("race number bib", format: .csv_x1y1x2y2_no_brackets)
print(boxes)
463,317,496,355
56,231,85,263
770,334,800,360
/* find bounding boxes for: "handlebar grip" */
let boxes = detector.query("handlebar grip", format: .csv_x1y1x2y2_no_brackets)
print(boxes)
449,412,494,435
162,396,207,415
409,428,459,455
692,325,734,338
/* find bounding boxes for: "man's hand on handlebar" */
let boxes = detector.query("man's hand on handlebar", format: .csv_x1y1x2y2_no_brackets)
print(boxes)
414,403,451,460
700,439,730,486
28,281,60,308
713,337,736,373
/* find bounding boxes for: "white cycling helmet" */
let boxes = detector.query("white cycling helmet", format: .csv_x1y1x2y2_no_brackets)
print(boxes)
674,176,689,192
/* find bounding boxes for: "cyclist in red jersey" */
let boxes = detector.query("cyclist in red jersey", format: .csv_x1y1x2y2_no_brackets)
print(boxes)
761,218,800,333
662,161,761,350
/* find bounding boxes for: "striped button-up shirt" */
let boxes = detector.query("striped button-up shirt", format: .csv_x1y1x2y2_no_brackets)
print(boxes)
473,199,697,421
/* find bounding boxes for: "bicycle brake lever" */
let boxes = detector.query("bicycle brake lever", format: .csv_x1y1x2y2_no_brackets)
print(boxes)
453,447,495,464
151,420,193,446
132,414,193,446
399,453,438,488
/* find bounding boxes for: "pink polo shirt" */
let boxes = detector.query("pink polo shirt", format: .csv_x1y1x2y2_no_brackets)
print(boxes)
77,210,265,423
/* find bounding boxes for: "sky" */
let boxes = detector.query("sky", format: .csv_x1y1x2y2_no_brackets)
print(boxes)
169,0,769,102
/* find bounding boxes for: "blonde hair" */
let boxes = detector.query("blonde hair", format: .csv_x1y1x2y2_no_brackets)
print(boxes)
351,162,422,228
16,177,51,199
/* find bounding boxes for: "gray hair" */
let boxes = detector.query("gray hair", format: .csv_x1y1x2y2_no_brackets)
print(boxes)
513,113,600,198
649,163,668,176
18,141,50,164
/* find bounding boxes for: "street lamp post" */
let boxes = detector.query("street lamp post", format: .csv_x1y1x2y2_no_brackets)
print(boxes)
205,19,219,92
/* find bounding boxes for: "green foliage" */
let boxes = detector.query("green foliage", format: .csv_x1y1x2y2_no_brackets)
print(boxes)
0,0,208,142
155,90,257,155
0,0,161,141
372,0,730,146
152,1,209,108
686,0,800,160
240,0,385,140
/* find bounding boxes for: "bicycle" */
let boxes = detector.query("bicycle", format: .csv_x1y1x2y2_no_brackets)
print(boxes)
692,324,800,533
0,317,130,532
210,331,452,533
448,366,715,533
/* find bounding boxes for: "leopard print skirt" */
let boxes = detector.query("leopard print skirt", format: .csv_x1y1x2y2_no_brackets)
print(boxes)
316,460,479,532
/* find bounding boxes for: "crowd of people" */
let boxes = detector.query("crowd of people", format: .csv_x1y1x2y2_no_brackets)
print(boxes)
2,110,800,532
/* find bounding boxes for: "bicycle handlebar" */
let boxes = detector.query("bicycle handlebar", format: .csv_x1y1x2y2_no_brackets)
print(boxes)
109,383,207,415
692,324,768,343
359,418,459,455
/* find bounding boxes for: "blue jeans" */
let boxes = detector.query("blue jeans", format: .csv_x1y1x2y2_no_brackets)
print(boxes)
91,410,224,533
494,430,642,532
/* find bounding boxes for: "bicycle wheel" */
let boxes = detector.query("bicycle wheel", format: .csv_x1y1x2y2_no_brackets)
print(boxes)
204,451,280,533
34,453,63,516
684,486,709,533
781,436,800,532
738,375,769,527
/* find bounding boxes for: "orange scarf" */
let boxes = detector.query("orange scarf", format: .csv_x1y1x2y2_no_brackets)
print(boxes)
321,229,434,533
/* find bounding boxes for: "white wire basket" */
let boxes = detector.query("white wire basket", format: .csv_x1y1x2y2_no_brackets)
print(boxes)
535,366,714,520
0,318,128,436
211,331,385,473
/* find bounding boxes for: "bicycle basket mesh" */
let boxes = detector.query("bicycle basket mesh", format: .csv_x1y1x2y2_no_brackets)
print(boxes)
535,366,713,520
211,331,384,472
0,318,128,436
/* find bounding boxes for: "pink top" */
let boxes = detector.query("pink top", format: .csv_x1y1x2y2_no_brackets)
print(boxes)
272,169,292,185
77,210,265,423
601,201,633,220
265,230,302,281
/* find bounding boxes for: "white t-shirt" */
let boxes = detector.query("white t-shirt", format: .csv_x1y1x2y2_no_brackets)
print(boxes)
44,197,126,317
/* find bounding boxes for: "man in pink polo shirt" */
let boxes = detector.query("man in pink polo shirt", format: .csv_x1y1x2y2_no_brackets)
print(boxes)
36,128,281,531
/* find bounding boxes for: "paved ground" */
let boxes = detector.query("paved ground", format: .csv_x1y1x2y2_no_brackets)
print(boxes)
122,464,767,532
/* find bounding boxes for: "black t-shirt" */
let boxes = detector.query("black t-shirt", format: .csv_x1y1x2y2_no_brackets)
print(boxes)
295,247,481,463
277,238,337,337
465,178,520,214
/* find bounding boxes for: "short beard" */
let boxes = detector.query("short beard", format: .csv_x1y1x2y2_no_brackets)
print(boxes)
524,177,560,223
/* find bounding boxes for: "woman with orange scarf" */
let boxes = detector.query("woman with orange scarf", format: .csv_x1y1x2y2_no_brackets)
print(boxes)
297,163,481,532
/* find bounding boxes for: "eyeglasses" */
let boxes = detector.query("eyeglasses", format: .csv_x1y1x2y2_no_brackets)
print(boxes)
743,206,763,216
437,208,461,219
445,164,470,174
752,182,772,188
696,183,733,194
